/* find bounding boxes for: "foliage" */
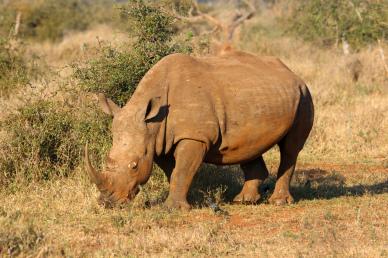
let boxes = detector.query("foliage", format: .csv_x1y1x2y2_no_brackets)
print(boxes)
0,38,29,97
0,224,44,257
75,0,192,105
286,0,388,49
0,0,122,42
0,0,193,188
0,99,111,187
74,45,139,106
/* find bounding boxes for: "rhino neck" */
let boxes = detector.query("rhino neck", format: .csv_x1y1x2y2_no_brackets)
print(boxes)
138,140,156,184
125,76,170,158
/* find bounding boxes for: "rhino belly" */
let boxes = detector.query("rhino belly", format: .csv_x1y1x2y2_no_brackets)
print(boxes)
204,110,295,165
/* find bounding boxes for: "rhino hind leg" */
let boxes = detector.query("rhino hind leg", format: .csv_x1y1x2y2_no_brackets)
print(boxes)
268,150,298,205
233,156,269,204
269,87,314,205
164,140,206,210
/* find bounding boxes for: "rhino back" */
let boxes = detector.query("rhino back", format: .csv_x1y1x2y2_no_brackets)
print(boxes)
158,53,303,164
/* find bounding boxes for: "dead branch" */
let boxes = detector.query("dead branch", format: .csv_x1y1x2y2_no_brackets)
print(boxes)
13,11,22,37
226,0,256,41
172,0,256,44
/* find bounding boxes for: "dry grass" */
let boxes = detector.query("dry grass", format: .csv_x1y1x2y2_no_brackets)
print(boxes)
0,164,387,257
1,5,388,257
27,24,129,67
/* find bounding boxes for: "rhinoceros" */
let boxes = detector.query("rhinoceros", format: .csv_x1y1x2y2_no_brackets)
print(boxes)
85,50,314,209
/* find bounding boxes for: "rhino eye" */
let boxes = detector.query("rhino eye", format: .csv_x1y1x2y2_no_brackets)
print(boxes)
128,161,138,170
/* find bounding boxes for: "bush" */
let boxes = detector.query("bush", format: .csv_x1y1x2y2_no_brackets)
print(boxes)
286,0,388,49
0,99,111,188
75,0,192,105
0,38,29,97
0,0,193,188
1,0,123,42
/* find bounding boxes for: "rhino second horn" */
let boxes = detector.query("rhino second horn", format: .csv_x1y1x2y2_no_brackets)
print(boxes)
84,143,103,187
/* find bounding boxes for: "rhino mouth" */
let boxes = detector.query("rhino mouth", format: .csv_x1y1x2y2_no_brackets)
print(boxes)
85,144,141,207
130,186,140,198
97,187,139,208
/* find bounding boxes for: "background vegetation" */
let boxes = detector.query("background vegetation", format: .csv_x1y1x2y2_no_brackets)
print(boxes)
0,99,111,189
286,0,388,49
1,0,191,187
0,0,124,42
0,0,387,256
0,39,30,97
74,0,192,105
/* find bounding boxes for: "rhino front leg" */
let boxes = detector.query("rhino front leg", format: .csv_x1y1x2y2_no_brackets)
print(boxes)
165,140,206,210
233,156,269,204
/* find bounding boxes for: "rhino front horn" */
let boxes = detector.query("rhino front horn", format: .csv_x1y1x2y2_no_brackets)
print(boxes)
84,143,104,187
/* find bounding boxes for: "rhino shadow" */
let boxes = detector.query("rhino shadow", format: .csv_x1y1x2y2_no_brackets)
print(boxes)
289,168,388,201
257,168,388,203
188,164,244,207
187,166,388,207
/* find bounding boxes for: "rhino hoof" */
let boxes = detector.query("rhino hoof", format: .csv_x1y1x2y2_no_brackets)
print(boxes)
268,193,294,205
164,198,191,211
233,192,260,204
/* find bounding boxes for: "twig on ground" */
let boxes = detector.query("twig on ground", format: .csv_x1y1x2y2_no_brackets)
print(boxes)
205,196,230,217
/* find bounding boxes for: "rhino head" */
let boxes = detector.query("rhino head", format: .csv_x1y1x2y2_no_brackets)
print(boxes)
85,93,165,207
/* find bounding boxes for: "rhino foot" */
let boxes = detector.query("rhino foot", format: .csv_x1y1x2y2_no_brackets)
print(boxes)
233,191,260,204
268,193,294,205
164,197,191,211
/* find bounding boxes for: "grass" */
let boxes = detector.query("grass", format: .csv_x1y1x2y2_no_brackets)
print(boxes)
0,38,30,97
0,0,123,42
0,164,386,257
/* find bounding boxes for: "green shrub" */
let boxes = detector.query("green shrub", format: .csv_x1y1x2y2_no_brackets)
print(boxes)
0,99,111,188
0,224,44,257
0,0,123,42
0,0,192,188
286,0,388,49
0,38,29,97
74,44,140,106
75,0,192,105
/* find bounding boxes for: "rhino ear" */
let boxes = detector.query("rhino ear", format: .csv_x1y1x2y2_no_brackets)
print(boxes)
144,96,162,121
98,93,121,116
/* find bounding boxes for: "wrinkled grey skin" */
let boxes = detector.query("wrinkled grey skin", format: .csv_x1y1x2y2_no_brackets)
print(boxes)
85,50,314,210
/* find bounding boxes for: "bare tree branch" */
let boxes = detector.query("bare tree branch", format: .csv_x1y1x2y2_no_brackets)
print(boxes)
172,0,256,45
226,0,256,41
